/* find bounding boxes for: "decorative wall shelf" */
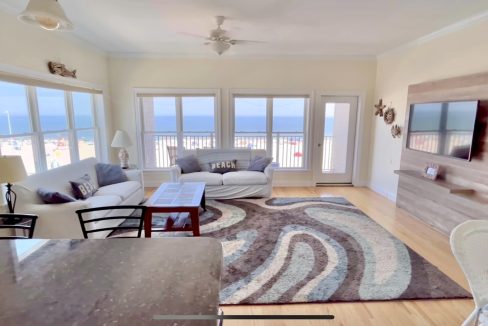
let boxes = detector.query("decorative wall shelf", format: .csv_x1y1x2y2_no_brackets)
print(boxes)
394,170,473,194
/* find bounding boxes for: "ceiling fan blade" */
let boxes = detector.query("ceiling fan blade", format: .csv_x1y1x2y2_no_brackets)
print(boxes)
178,32,210,40
229,39,265,45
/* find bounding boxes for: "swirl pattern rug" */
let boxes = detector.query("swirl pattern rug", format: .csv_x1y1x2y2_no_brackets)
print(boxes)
120,197,470,305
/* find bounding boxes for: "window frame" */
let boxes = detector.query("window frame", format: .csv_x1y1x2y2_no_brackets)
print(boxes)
134,88,221,171
0,81,101,173
229,89,312,171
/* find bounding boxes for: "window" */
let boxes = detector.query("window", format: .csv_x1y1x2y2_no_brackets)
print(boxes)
233,95,309,169
0,81,36,174
72,92,97,160
37,87,71,169
0,81,101,174
137,91,218,169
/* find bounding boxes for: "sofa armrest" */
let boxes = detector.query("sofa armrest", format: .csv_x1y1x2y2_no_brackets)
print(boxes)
16,201,92,239
168,165,182,182
125,169,144,187
264,162,278,182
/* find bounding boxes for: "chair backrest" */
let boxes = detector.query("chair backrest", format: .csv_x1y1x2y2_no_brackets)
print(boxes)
76,205,146,239
450,220,488,308
0,214,38,239
166,145,178,166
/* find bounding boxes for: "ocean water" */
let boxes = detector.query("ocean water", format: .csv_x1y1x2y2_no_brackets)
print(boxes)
0,115,94,136
1,115,335,136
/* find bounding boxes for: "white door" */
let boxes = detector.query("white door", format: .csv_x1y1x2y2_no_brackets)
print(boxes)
313,96,358,184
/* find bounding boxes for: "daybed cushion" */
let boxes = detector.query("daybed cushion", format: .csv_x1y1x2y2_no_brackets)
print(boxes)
179,172,223,186
223,171,268,186
94,181,142,201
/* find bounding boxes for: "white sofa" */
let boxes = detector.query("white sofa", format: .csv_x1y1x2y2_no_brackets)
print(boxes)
169,149,275,199
13,158,145,239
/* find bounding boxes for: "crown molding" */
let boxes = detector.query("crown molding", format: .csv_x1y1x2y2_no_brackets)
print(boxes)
378,10,488,59
107,52,377,61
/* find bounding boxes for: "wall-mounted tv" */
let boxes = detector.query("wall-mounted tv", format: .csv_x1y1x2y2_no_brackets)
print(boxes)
406,100,479,160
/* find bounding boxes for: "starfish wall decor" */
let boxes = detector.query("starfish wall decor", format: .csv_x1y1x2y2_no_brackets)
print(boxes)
374,98,386,117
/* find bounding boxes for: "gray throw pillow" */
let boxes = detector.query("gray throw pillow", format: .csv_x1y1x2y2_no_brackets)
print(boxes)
96,163,128,187
37,188,76,204
176,155,201,174
209,160,237,174
70,174,98,200
248,156,272,172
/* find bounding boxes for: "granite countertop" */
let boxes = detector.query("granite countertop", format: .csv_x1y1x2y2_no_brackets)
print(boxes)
0,238,223,326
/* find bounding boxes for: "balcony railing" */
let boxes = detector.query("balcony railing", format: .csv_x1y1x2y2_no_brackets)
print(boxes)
145,132,336,170
234,132,305,168
322,136,333,172
145,132,215,168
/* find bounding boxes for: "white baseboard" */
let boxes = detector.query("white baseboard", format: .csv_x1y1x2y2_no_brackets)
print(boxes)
272,180,315,187
368,182,397,203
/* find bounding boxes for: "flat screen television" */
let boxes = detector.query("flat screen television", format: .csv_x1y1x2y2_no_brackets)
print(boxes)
406,100,479,160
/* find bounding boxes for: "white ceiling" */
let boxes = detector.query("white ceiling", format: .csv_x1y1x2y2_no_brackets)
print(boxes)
2,0,488,57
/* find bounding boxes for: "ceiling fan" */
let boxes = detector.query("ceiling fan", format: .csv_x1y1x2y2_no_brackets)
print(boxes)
183,16,262,55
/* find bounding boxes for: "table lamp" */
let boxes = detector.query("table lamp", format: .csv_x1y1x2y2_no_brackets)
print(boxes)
111,130,132,169
0,156,28,213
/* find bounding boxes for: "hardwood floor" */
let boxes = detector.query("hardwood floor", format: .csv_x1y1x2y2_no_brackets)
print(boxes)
147,186,474,325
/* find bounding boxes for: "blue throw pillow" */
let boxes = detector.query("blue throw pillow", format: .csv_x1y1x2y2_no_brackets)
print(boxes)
95,163,128,187
248,156,272,172
37,188,76,204
176,155,201,174
70,174,98,200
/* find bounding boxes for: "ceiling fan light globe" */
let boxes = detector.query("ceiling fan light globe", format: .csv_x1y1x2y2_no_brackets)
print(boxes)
37,16,60,30
18,0,73,31
212,41,230,55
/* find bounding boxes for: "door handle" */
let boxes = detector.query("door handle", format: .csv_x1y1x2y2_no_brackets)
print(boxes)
318,143,322,147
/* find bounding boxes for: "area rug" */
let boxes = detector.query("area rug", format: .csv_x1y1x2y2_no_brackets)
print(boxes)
117,197,471,305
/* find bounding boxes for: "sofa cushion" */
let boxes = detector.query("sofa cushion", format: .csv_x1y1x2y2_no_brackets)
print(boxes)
223,171,268,186
94,181,142,201
83,195,122,222
179,172,223,186
95,163,128,187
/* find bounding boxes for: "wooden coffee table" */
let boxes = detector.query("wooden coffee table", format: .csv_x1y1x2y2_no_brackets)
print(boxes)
144,182,206,237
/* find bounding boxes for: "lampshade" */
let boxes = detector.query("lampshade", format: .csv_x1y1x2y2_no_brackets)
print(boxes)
0,156,27,184
212,41,230,55
18,0,73,31
111,130,132,148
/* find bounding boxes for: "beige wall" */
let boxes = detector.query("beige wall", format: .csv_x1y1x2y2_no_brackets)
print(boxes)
107,57,376,186
0,10,108,86
0,10,112,160
370,20,488,201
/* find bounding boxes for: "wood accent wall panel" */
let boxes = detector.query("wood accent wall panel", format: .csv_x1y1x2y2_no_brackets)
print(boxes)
397,71,488,235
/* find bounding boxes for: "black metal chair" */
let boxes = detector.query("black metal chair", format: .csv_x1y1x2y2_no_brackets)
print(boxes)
76,205,146,239
0,214,38,239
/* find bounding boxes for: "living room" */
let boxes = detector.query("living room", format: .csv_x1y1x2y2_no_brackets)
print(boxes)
0,0,488,325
